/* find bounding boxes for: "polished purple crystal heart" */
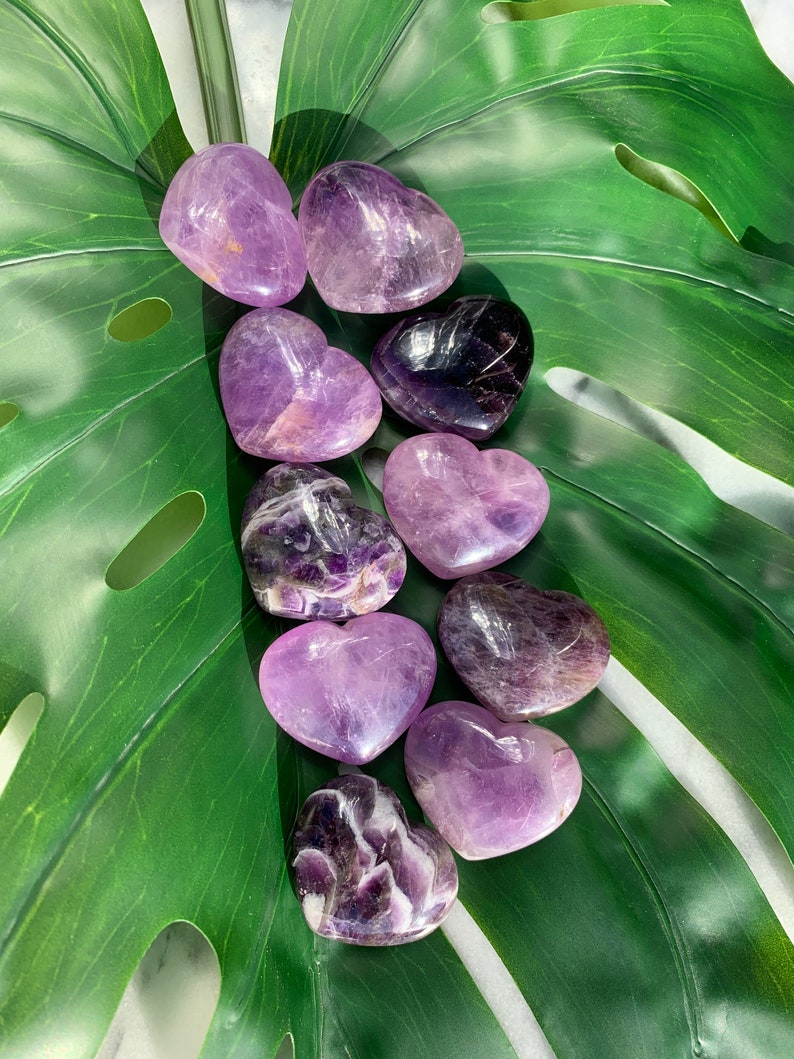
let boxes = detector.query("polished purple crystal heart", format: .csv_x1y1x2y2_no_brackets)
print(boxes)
382,433,549,579
438,572,610,720
241,463,406,620
292,773,458,945
259,613,436,763
219,307,381,461
159,142,306,306
404,701,582,860
298,161,464,313
371,296,533,440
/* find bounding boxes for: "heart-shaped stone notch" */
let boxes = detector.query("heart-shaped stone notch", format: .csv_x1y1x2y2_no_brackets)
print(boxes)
292,773,459,945
159,142,306,307
382,433,549,579
439,572,610,720
404,701,582,860
259,613,436,763
220,307,382,461
298,161,464,313
241,463,406,620
371,296,533,440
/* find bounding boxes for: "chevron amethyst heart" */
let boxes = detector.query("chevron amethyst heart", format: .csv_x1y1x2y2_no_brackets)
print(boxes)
219,307,382,461
292,773,458,945
241,463,406,620
370,296,533,440
382,433,549,579
438,572,610,720
159,142,306,306
259,613,436,763
298,161,464,313
404,701,582,860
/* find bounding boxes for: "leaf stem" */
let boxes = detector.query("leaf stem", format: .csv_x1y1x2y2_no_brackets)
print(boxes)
184,0,247,144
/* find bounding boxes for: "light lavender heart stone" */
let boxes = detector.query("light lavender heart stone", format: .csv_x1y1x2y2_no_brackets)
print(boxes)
219,307,381,461
259,613,436,763
298,161,464,313
241,463,406,620
404,701,582,860
292,773,458,945
159,142,306,306
382,433,549,579
438,572,610,720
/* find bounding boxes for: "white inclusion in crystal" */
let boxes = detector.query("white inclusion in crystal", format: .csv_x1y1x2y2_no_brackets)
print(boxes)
302,893,326,932
442,902,557,1059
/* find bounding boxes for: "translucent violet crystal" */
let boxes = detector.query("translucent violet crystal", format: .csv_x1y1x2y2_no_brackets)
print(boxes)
241,463,406,620
158,142,306,306
370,295,533,440
404,701,582,860
438,572,611,720
219,307,382,461
298,161,464,313
292,773,458,945
258,613,436,763
382,433,549,579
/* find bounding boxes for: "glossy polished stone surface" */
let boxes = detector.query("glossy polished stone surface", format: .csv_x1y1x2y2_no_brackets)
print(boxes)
371,296,533,440
159,142,306,306
219,307,381,461
259,613,436,763
438,572,610,720
292,773,458,945
404,701,582,860
382,433,549,579
241,464,406,620
298,161,464,313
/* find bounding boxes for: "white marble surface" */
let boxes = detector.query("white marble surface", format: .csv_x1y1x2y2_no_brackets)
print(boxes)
1,1,791,1057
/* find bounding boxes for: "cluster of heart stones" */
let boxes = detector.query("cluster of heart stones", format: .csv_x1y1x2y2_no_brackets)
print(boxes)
160,142,611,946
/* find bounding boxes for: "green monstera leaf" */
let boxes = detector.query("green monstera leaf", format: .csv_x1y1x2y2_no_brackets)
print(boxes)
1,0,793,1057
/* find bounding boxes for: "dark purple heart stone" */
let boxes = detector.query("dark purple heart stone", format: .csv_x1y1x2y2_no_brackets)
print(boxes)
298,160,464,313
370,296,533,440
241,463,406,620
158,142,306,306
438,572,611,720
292,773,458,945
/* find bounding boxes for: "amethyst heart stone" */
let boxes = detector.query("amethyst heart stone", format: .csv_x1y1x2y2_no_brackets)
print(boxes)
404,701,582,860
370,296,533,440
241,464,406,620
292,773,458,945
159,142,306,306
259,613,436,763
438,572,610,720
382,433,549,579
219,307,382,461
298,161,464,313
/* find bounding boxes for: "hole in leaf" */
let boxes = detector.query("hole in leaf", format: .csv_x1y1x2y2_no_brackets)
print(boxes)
482,0,668,24
105,491,206,591
97,921,220,1059
546,366,794,534
0,692,45,797
0,402,19,429
275,1034,295,1059
108,297,172,342
361,447,389,492
614,143,738,243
